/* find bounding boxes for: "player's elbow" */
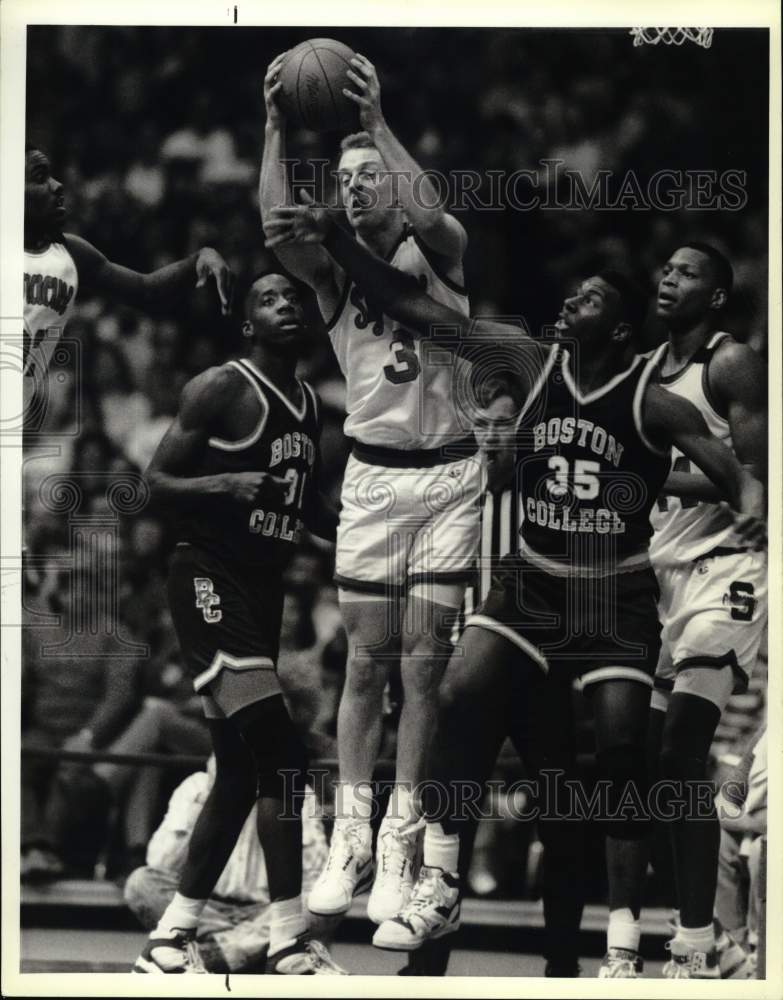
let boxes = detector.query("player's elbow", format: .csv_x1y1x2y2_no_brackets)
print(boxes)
126,272,157,310
144,467,167,505
416,212,468,258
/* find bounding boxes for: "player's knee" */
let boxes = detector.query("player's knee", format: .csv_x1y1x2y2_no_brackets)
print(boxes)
255,764,297,803
400,655,447,700
212,766,258,809
211,748,258,802
436,674,470,728
657,748,715,822
345,653,388,698
400,618,455,665
596,744,651,840
401,640,453,683
246,731,309,805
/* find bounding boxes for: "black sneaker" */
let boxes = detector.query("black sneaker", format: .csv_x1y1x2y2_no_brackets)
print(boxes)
132,928,207,973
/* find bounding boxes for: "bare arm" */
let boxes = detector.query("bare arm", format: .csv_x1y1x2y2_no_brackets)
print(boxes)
258,53,342,317
662,470,723,502
265,197,543,396
643,383,765,537
64,234,233,315
659,340,767,504
145,367,286,509
709,339,767,485
345,53,467,265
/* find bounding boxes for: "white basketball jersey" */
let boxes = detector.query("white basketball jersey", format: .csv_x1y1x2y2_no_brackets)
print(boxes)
649,331,739,566
23,241,79,376
327,226,471,449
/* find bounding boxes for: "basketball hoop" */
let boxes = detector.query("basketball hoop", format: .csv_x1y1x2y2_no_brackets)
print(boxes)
629,27,714,49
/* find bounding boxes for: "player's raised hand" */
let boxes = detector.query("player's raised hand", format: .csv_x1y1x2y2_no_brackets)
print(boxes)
264,51,288,127
222,471,289,505
344,53,385,132
264,189,333,247
195,247,234,316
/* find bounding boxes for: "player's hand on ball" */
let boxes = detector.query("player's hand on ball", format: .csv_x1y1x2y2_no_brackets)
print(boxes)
264,190,333,247
195,247,234,315
223,471,289,505
264,51,288,127
344,53,385,132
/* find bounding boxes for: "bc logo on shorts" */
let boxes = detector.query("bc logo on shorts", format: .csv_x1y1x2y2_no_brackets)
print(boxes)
193,577,223,623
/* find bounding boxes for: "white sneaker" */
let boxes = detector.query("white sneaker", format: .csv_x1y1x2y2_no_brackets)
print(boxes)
372,865,460,951
598,947,643,978
663,938,720,979
366,823,419,924
307,820,373,916
716,931,754,979
266,934,350,975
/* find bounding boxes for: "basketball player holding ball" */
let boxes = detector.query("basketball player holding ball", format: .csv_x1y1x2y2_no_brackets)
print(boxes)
260,46,480,928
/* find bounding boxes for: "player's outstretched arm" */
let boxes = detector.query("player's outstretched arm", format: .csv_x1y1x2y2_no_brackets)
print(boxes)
267,197,480,340
259,53,343,319
643,383,766,548
64,234,233,315
265,195,543,394
145,368,287,508
344,53,467,266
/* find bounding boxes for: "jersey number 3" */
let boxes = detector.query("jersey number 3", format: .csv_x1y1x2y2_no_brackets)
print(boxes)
194,577,223,623
384,330,421,384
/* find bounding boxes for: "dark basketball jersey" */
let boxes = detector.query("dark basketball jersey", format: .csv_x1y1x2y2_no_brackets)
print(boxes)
177,358,320,569
516,345,670,572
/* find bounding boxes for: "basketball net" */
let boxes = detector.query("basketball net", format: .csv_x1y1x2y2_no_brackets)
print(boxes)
629,27,713,49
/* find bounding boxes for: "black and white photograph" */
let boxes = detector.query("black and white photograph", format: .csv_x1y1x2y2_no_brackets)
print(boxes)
1,1,780,994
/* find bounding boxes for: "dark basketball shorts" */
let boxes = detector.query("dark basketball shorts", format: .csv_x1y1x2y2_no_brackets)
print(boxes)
168,543,285,718
465,554,662,689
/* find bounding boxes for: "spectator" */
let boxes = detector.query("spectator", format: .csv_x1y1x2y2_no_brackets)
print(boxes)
21,562,145,880
92,693,210,883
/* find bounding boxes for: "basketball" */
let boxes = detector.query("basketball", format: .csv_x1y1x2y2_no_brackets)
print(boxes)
278,39,359,132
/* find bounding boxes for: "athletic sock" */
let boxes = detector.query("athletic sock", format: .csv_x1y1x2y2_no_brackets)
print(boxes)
423,822,459,875
337,781,374,823
268,895,308,955
384,783,415,827
154,892,206,937
678,923,715,953
607,907,641,953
